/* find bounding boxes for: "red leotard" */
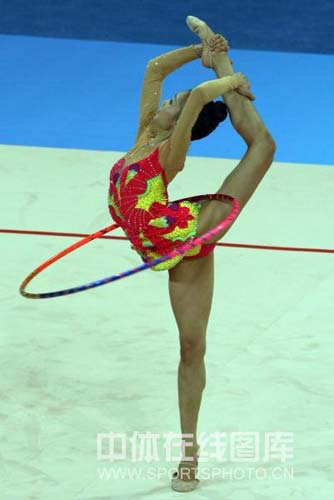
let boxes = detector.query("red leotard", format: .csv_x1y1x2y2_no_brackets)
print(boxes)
108,146,216,271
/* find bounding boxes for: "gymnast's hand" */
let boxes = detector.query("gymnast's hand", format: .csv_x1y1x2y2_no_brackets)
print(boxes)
203,34,256,101
233,72,256,101
233,73,255,101
233,72,251,91
201,34,229,69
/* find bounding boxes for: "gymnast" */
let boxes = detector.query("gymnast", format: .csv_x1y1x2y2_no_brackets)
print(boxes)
108,15,276,491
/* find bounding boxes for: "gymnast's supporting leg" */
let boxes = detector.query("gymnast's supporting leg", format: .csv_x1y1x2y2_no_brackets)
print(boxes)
168,250,214,485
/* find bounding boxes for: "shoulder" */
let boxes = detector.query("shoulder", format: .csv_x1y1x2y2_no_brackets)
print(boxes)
158,138,185,179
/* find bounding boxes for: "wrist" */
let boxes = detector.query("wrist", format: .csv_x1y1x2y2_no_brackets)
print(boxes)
191,43,203,58
228,74,239,89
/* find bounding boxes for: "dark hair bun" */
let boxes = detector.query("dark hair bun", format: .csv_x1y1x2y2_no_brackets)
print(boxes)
191,100,229,141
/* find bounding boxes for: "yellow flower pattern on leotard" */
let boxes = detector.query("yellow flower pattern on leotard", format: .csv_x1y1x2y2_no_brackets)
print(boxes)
108,147,215,272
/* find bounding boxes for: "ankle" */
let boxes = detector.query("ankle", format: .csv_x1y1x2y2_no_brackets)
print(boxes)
213,55,234,77
180,441,199,459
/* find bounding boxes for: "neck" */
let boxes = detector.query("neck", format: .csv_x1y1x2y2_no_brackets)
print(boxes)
146,124,173,143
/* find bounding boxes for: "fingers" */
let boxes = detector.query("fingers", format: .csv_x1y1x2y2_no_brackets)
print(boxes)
233,73,255,100
209,34,229,52
235,72,251,89
207,36,254,100
210,41,226,52
236,87,256,101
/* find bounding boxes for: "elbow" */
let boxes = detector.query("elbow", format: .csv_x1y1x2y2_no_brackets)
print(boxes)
146,59,164,76
146,59,158,70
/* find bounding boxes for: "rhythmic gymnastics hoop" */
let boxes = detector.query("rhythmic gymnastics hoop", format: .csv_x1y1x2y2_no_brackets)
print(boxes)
19,193,239,299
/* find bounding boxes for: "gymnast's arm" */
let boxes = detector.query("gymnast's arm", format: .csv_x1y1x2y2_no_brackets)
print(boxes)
149,44,203,77
134,44,203,142
166,74,245,171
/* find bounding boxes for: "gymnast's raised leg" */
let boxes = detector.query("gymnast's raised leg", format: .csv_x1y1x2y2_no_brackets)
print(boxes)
193,20,276,243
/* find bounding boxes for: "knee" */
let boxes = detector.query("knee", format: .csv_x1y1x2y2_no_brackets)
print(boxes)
180,338,206,365
255,129,277,156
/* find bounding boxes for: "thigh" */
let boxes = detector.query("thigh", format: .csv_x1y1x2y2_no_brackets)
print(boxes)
196,141,274,245
168,251,214,345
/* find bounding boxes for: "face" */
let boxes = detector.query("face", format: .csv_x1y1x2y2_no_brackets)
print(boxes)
152,89,192,132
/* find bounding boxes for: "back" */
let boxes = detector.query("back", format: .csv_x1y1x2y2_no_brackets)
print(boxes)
164,89,204,172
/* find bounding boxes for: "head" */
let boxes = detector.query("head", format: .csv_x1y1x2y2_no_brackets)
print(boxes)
148,88,229,141
148,89,192,137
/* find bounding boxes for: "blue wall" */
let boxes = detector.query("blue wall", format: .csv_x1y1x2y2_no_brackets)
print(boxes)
1,0,334,54
1,2,333,164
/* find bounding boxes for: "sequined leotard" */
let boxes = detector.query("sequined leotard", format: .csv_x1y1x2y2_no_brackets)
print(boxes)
108,145,216,271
